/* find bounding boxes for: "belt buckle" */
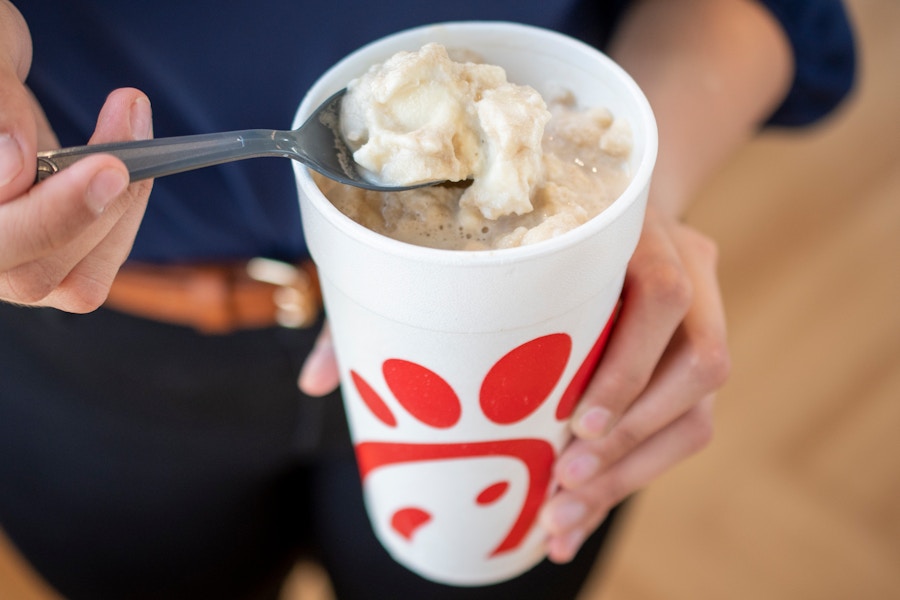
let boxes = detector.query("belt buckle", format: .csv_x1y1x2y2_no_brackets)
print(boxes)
246,257,318,328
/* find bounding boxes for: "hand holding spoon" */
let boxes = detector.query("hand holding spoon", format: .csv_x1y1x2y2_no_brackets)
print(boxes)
35,89,437,192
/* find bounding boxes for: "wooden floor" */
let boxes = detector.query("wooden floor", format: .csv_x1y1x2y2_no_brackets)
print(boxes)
2,1,898,598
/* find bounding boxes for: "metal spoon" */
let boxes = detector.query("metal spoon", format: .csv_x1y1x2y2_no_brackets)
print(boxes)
34,89,438,192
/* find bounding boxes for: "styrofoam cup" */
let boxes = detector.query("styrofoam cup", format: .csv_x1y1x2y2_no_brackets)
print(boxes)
293,21,657,586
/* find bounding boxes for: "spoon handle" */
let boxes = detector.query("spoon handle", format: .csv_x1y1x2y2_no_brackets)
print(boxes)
35,129,289,183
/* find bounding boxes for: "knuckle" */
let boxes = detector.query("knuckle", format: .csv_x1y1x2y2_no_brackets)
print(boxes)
683,402,716,453
6,262,63,304
602,421,644,464
588,478,626,513
645,258,693,312
2,259,112,313
59,269,114,313
686,335,732,390
697,234,720,264
597,369,648,410
682,226,720,263
65,285,108,313
19,204,61,258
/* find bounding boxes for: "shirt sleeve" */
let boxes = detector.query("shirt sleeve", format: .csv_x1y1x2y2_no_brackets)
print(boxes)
755,0,857,126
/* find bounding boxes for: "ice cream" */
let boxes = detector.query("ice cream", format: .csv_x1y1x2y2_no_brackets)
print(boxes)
319,43,633,250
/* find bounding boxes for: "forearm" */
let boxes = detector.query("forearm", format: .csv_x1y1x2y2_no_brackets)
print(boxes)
608,0,793,217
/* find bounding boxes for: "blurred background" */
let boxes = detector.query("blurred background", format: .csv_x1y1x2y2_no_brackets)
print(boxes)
584,0,900,597
2,0,897,598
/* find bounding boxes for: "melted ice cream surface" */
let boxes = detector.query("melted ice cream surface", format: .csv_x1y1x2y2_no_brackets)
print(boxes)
324,44,633,250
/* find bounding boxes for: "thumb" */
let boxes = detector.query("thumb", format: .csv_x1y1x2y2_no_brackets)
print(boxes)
0,1,36,201
0,73,36,204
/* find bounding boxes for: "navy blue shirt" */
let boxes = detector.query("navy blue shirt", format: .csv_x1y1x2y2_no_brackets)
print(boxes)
16,1,855,263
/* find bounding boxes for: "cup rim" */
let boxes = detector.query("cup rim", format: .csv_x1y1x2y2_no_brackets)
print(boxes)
294,21,657,267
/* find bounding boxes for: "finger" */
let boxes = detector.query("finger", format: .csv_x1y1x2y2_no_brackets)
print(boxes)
0,155,128,274
298,322,341,397
555,226,728,489
0,35,37,201
588,227,728,468
0,1,31,82
0,89,152,309
61,87,154,277
571,210,693,439
0,88,146,271
38,176,150,311
88,87,153,145
541,395,715,563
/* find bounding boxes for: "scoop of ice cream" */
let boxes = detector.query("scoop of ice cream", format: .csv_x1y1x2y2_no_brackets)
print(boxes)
340,43,551,219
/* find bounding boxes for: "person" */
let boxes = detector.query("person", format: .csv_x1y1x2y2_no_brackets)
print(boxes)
0,1,855,599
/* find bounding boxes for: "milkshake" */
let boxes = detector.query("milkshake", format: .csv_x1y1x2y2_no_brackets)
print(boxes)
316,43,634,250
292,22,657,586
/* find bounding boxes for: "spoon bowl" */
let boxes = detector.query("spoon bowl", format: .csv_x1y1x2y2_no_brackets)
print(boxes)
35,89,440,192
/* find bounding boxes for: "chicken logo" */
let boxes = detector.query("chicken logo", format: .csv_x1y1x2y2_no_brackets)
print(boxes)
345,314,614,584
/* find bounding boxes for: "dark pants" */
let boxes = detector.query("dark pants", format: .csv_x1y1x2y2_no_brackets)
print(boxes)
0,304,624,600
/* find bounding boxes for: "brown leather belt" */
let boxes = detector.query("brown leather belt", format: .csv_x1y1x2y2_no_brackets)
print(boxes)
103,258,322,334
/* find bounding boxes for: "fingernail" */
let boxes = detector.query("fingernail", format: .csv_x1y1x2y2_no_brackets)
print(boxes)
579,406,612,437
0,133,23,187
552,500,587,530
130,97,152,140
563,453,599,485
86,168,129,214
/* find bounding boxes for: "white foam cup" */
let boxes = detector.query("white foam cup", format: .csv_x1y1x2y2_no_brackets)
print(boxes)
293,21,657,586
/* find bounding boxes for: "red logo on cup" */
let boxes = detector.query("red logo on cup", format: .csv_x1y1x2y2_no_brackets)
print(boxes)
349,315,614,560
